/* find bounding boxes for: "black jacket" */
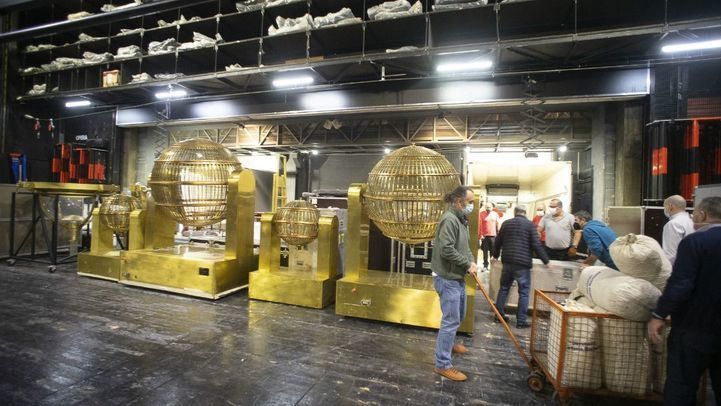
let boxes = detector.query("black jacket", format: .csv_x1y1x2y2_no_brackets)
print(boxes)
493,216,550,268
654,224,721,345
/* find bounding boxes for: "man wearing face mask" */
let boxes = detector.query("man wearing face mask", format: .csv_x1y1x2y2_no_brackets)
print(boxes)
532,205,546,244
537,199,575,260
492,206,550,328
432,186,477,382
662,194,695,265
479,202,500,270
648,196,721,405
573,210,618,270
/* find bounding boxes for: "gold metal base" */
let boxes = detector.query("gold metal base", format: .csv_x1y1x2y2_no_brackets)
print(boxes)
249,268,339,309
120,245,258,300
335,270,475,333
77,251,122,281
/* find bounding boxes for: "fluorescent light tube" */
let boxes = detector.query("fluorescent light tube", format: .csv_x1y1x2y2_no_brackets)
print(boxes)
272,76,314,88
155,89,187,99
436,60,493,73
662,39,721,53
65,100,91,107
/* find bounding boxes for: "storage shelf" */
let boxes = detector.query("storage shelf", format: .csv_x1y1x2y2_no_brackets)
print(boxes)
10,0,721,101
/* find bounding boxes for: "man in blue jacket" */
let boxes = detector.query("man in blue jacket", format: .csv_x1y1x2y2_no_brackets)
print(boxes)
573,210,618,270
492,206,550,328
649,196,721,405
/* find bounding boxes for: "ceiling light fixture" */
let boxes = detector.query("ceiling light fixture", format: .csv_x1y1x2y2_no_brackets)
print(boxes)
272,76,314,88
558,145,568,153
436,60,493,73
384,148,391,154
155,89,187,99
65,100,91,108
662,38,721,53
311,149,319,155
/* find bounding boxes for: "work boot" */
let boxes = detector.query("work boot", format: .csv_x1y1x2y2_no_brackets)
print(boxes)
516,322,531,329
494,314,510,323
452,343,468,355
434,367,467,381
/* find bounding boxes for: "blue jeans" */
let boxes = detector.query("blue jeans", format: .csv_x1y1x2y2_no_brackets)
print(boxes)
433,276,466,369
495,264,531,325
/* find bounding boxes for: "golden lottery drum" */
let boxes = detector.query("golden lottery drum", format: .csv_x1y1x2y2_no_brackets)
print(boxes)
149,139,242,227
99,194,143,233
365,145,460,245
275,200,320,246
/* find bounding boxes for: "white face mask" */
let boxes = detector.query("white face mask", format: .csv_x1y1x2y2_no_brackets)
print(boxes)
464,203,474,214
548,207,558,215
536,210,544,216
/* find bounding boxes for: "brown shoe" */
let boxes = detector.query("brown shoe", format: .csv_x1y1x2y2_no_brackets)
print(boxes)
434,367,467,381
452,343,468,355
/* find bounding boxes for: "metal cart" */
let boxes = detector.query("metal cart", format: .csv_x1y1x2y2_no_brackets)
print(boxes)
470,273,669,405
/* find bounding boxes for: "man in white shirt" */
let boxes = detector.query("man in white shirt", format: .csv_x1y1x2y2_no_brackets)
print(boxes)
537,199,575,260
662,194,695,265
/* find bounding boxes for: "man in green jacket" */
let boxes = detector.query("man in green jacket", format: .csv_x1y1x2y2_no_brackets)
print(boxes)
432,185,477,382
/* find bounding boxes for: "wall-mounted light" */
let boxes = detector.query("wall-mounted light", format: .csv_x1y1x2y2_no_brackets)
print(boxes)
311,149,319,155
662,38,721,53
464,146,471,153
558,145,568,153
384,148,391,154
155,89,187,99
65,100,91,108
436,60,493,74
273,76,314,88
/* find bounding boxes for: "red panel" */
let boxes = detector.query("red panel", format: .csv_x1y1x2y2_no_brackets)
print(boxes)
652,147,668,175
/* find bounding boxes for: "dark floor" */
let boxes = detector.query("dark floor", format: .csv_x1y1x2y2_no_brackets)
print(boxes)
0,262,666,405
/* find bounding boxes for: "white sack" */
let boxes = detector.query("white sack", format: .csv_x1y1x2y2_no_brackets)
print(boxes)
601,318,651,396
610,233,672,291
577,266,661,321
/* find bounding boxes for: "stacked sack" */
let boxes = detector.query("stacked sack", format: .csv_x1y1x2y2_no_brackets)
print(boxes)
547,299,602,390
563,233,671,395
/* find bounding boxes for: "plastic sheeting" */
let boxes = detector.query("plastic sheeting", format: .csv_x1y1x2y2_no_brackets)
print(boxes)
225,63,244,71
313,8,361,29
157,15,201,27
82,51,114,64
153,73,185,80
268,14,312,36
67,11,93,20
118,27,144,36
367,0,422,21
178,32,219,51
130,72,152,83
147,38,179,55
24,44,55,52
433,0,488,11
236,0,300,12
101,0,142,13
27,84,46,96
115,45,143,59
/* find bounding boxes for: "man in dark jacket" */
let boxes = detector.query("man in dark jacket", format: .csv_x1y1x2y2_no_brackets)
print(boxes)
432,186,476,382
649,196,721,405
492,206,550,328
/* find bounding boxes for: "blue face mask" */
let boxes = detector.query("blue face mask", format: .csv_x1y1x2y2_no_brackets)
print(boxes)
463,203,474,215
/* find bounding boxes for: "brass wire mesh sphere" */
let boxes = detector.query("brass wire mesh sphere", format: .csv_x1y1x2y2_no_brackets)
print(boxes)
99,194,143,233
274,200,320,246
365,145,460,245
149,139,242,227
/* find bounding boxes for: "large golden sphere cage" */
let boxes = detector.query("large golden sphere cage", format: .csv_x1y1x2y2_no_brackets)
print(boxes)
365,145,460,245
99,193,144,233
149,138,242,227
274,200,320,247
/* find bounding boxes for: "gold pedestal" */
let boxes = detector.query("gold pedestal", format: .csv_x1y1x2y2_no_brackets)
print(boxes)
77,250,121,281
120,245,258,299
250,269,338,309
335,184,480,333
120,169,257,300
249,214,339,309
335,270,475,333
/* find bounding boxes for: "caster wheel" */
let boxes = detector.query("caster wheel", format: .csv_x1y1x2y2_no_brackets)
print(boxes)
6,259,16,266
48,265,56,273
526,371,545,393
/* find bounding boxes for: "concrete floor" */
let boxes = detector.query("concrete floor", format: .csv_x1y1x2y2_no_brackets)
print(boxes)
0,262,666,405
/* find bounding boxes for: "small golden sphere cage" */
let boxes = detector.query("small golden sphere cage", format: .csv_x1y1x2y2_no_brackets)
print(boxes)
365,145,460,245
149,138,242,227
274,200,320,247
99,194,143,233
